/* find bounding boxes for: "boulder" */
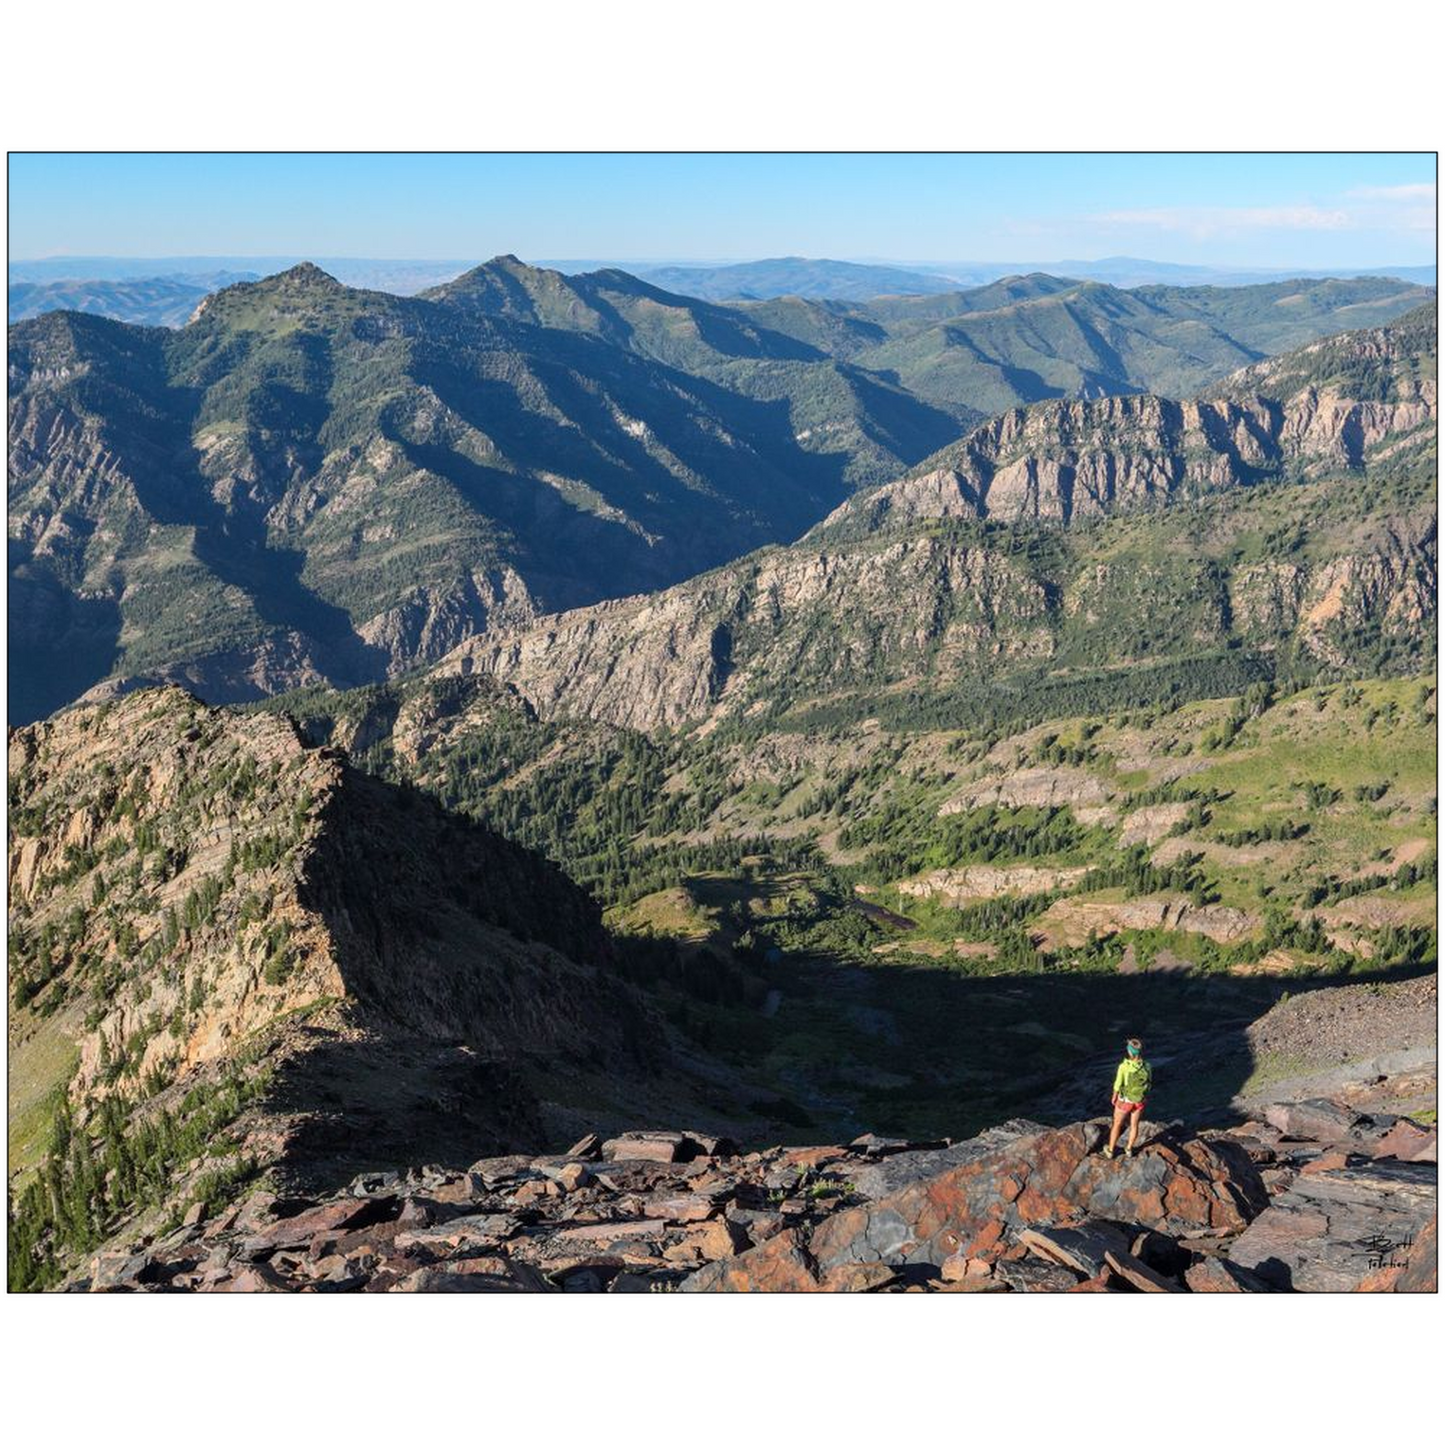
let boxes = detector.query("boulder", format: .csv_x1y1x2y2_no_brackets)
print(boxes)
682,1132,737,1159
679,1230,823,1293
556,1218,666,1244
808,1122,1266,1274
1018,1222,1133,1276
429,1173,486,1206
394,1213,514,1253
557,1162,591,1193
1298,1150,1361,1176
214,1262,287,1293
838,1119,1047,1200
1262,1098,1364,1143
601,1132,694,1164
237,1196,398,1257
90,1250,161,1291
1370,1118,1437,1163
645,1193,719,1223
692,1219,746,1261
724,1205,786,1243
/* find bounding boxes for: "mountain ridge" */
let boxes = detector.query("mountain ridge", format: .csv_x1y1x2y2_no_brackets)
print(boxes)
418,307,1438,734
8,262,1433,725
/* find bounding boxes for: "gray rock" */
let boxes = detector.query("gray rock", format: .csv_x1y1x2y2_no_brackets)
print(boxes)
1229,1158,1436,1291
1263,1098,1365,1142
1018,1222,1133,1276
840,1119,1047,1199
994,1255,1084,1292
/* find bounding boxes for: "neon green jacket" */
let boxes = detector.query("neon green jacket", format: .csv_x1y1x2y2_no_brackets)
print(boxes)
1113,1057,1151,1103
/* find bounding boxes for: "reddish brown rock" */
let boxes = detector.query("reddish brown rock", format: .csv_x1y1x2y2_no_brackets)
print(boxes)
682,1132,737,1159
242,1196,397,1256
430,1173,486,1206
782,1145,850,1171
939,1253,971,1282
1104,1249,1184,1293
394,1213,513,1253
807,1122,1266,1274
644,1193,717,1223
693,1218,746,1261
822,1261,898,1292
1370,1118,1437,1163
557,1162,591,1193
678,1230,823,1293
556,1218,666,1244
1183,1257,1276,1293
215,1263,287,1293
601,1132,690,1163
1299,1150,1355,1176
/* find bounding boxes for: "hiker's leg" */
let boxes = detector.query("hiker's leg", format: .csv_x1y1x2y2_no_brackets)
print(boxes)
1107,1106,1127,1151
1126,1108,1142,1151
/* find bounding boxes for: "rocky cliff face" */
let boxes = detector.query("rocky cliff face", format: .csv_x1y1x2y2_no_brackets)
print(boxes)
434,533,1057,731
7,688,655,1286
409,309,1434,735
816,307,1436,534
428,497,1433,735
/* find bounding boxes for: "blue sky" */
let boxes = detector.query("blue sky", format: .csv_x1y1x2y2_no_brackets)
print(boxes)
8,153,1436,266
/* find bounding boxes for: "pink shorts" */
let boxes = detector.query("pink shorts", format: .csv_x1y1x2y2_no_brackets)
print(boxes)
1114,1098,1145,1115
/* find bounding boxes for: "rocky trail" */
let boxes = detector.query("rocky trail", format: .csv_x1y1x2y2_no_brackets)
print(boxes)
81,1062,1435,1293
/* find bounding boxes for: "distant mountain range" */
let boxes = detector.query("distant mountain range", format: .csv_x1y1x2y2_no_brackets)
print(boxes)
7,257,1433,723
631,257,967,300
7,257,475,295
9,254,1436,310
630,255,1438,298
8,272,258,327
915,257,1439,291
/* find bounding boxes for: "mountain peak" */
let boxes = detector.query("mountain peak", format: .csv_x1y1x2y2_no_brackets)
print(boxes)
271,261,342,288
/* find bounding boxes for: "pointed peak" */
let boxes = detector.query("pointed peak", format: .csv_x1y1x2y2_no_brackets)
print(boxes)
272,262,342,287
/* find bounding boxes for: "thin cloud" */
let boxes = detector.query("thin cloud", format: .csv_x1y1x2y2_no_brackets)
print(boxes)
1094,205,1351,239
1348,183,1436,202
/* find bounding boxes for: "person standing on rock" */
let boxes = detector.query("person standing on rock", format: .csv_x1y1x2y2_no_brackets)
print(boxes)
1103,1038,1151,1159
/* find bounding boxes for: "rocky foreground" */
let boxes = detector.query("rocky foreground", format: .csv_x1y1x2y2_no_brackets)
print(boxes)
84,1079,1436,1294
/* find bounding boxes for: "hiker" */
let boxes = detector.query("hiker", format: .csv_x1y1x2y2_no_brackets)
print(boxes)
1103,1037,1151,1159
